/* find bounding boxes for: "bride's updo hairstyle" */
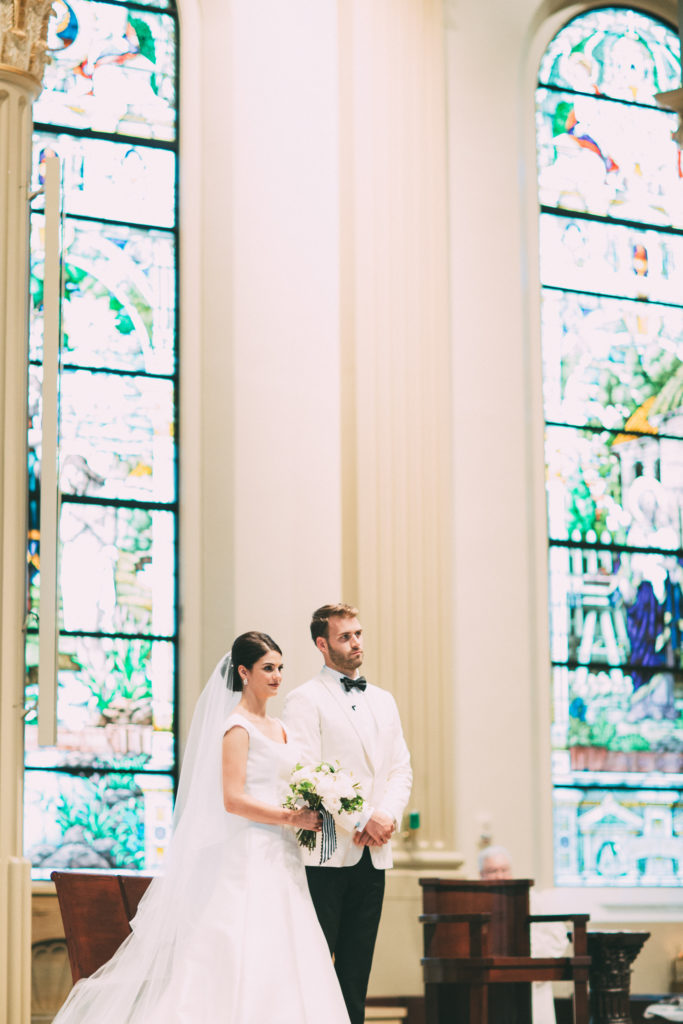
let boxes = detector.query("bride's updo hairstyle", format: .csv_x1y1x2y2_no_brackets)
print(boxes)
230,631,282,691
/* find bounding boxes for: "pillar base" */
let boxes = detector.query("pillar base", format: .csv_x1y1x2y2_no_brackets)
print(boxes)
1,856,32,1024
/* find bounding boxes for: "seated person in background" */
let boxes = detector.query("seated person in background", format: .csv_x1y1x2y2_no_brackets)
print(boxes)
478,845,515,880
478,845,569,1024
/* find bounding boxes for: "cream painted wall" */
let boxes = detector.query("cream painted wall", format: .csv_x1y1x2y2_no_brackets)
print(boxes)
446,0,567,889
179,0,344,730
172,0,683,1002
230,1,342,657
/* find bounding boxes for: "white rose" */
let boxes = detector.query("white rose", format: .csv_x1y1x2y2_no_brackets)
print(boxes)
316,777,343,814
335,776,358,802
314,776,335,799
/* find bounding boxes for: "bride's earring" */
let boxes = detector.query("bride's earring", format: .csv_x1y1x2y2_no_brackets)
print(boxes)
241,675,248,687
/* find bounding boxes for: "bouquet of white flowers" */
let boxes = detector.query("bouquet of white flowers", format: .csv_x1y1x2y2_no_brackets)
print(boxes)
284,761,365,863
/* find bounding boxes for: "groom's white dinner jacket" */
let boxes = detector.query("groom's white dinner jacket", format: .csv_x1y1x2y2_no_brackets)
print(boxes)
283,665,412,869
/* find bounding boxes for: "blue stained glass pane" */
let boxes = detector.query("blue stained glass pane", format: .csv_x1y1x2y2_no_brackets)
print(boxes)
36,0,176,142
540,213,683,305
29,215,175,374
29,367,175,503
539,8,681,106
24,770,174,879
24,635,174,771
536,88,683,227
541,290,683,433
32,133,176,227
548,543,683,697
554,787,683,886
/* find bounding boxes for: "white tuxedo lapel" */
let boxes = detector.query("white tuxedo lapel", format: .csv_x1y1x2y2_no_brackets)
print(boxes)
362,685,387,770
320,677,377,772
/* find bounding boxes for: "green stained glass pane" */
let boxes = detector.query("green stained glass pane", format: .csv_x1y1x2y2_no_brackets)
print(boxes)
545,425,683,545
540,213,683,305
32,133,175,227
25,0,178,882
24,636,174,771
30,216,175,374
536,88,682,226
552,665,683,782
36,0,176,142
541,8,683,891
539,8,681,106
541,290,683,433
41,504,176,635
24,769,174,879
29,367,175,503
554,787,683,886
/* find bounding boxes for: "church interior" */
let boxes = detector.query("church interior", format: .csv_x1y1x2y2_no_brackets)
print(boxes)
2,0,683,1020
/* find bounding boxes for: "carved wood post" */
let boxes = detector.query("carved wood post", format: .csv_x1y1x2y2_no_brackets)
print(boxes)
587,931,650,1024
0,2,54,1022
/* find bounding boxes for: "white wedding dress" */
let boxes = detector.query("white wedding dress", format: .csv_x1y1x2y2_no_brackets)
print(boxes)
150,713,351,1023
53,705,351,1024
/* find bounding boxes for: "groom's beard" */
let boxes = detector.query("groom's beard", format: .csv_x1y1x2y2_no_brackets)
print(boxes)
327,645,364,676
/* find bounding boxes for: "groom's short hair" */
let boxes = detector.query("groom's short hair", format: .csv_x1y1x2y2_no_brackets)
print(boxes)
310,603,359,642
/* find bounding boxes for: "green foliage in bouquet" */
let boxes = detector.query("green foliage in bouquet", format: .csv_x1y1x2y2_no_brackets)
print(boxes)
284,761,364,852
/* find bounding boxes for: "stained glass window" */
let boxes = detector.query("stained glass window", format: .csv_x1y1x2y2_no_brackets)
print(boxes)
537,8,683,886
24,0,178,879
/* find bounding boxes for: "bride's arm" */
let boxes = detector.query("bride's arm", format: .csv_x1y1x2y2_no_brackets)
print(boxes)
222,725,320,830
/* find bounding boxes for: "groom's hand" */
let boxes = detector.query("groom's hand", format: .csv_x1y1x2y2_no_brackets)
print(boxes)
353,811,395,846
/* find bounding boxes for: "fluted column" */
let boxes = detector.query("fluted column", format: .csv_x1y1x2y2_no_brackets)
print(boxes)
338,0,459,867
0,3,53,1022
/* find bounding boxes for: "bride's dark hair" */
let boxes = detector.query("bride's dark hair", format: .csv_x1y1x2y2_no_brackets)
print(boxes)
230,631,282,691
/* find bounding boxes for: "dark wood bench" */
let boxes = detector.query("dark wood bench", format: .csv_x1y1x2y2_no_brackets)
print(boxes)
51,871,153,983
420,877,591,1024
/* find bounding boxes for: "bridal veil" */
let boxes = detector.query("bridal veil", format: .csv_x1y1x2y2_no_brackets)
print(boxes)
52,652,242,1023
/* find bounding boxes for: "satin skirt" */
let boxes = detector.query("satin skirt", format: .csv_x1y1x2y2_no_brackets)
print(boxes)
151,822,351,1024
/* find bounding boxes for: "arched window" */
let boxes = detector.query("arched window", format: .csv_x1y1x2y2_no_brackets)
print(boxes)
24,0,178,877
537,7,683,885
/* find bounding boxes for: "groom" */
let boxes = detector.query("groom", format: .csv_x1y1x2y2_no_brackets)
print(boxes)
283,603,412,1024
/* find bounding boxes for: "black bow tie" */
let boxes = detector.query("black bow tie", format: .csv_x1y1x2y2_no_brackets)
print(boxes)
341,676,367,693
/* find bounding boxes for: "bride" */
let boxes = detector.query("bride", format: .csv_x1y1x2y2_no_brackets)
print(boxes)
52,631,352,1023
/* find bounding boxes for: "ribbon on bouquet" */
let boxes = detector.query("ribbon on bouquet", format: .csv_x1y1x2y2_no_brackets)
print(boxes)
319,807,337,864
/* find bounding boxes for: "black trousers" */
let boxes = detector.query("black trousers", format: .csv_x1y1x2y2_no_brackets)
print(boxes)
306,848,385,1024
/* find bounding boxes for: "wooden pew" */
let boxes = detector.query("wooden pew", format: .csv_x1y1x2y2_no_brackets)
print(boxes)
51,871,153,983
419,878,590,1024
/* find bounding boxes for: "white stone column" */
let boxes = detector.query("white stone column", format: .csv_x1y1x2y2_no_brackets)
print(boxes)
338,0,460,867
0,3,53,1021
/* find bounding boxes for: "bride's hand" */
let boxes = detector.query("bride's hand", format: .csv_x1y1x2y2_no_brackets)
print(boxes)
290,808,322,831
